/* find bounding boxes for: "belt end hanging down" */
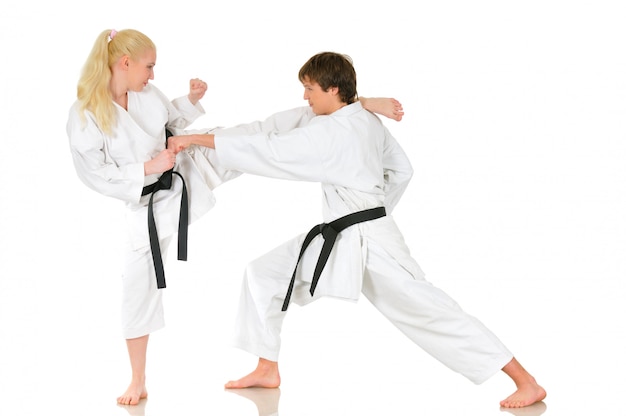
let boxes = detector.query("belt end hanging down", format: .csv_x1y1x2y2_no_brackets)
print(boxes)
281,271,298,311
173,171,189,262
280,207,387,311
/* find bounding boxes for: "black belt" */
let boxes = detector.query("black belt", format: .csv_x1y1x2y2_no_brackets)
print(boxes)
282,206,386,311
141,129,188,289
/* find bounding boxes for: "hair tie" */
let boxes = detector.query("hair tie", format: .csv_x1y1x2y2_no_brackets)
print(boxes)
109,29,117,40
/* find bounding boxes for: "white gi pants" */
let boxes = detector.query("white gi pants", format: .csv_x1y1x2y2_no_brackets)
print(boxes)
121,235,173,339
231,236,513,385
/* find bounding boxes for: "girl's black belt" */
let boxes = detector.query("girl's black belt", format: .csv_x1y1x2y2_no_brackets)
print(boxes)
141,129,188,289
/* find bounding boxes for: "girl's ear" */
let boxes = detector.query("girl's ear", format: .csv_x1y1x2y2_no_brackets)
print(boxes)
118,55,130,70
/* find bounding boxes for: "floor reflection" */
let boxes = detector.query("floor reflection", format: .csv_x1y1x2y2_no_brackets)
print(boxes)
109,383,549,415
500,401,547,416
227,387,281,416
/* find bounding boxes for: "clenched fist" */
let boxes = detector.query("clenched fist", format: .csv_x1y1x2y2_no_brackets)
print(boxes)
188,78,208,105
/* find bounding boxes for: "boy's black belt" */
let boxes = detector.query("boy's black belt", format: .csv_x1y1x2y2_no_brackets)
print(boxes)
141,129,188,289
282,206,386,311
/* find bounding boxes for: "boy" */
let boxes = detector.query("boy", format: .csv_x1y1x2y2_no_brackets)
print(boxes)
168,52,546,408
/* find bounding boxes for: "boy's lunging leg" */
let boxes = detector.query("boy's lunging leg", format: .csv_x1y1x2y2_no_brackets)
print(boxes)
361,240,545,407
225,239,308,389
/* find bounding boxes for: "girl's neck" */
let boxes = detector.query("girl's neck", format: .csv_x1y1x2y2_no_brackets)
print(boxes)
110,79,128,110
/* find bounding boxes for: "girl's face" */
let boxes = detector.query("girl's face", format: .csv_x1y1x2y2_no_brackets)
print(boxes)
127,48,156,92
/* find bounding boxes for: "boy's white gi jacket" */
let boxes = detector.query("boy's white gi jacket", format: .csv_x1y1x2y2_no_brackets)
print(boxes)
213,102,425,303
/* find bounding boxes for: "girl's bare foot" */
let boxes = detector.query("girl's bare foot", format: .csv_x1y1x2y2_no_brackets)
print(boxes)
225,358,281,389
117,379,148,405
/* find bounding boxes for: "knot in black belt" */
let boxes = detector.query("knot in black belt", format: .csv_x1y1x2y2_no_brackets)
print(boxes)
141,129,188,289
281,206,386,311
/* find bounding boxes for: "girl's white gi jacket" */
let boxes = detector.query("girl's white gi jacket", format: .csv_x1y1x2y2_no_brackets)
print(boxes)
67,84,235,251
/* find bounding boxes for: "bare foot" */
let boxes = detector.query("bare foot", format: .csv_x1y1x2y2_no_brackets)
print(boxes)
118,396,148,416
500,358,546,408
500,382,546,408
225,358,281,389
117,379,148,405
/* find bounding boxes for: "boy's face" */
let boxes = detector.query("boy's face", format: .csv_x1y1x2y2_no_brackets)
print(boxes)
302,77,342,115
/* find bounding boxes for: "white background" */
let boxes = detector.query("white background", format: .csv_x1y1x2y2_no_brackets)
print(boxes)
0,1,624,415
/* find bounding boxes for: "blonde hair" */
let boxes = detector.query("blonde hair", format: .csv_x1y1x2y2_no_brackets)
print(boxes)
76,29,155,135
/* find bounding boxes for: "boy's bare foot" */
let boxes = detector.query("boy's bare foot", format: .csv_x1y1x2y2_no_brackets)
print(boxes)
225,358,281,389
500,358,546,408
500,383,546,408
117,379,148,405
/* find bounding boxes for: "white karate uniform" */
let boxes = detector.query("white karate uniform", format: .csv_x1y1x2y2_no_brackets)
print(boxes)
214,102,513,384
67,84,234,338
